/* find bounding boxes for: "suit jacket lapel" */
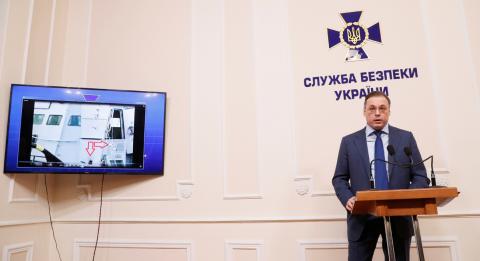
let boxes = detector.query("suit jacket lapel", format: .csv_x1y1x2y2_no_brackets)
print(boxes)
353,128,370,180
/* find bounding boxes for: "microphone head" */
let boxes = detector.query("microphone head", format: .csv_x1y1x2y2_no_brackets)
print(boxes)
387,145,395,156
404,147,412,156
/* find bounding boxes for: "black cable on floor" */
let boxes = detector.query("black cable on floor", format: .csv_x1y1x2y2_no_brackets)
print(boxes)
44,174,63,261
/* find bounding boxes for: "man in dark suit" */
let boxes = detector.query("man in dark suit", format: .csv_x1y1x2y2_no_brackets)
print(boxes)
332,91,429,261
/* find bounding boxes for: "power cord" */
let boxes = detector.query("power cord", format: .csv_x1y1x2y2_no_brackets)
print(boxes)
92,174,105,261
44,173,105,261
44,174,63,261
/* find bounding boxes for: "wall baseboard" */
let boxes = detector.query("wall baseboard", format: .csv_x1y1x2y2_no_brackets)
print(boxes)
0,218,49,228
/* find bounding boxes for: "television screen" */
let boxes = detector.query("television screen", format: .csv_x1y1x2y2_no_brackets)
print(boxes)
4,84,166,175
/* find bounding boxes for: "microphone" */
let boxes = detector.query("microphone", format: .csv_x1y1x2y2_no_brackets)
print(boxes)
369,160,375,189
404,147,413,165
404,147,438,187
369,145,397,190
429,156,437,186
413,155,437,187
387,145,395,156
369,145,431,189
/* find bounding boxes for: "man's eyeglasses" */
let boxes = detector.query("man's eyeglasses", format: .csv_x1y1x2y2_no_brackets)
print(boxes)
366,106,388,114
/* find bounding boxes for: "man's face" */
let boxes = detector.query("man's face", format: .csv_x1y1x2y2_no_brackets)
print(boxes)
363,96,390,130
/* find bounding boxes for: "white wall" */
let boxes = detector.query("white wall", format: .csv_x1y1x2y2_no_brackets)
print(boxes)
0,0,479,260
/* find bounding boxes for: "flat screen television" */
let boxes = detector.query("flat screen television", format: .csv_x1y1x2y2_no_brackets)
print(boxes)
4,84,166,175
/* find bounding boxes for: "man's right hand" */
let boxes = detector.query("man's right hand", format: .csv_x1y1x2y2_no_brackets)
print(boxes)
345,196,356,212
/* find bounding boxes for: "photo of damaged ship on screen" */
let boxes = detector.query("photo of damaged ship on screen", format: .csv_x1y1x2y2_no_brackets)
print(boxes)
19,100,145,170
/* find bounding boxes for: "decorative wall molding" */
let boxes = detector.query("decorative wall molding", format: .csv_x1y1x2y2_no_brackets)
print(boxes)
220,0,263,201
2,241,34,261
0,218,49,228
432,168,450,174
73,239,193,261
218,0,226,201
177,180,194,199
51,211,480,224
0,211,477,228
21,0,35,83
225,240,264,261
43,0,56,85
298,237,458,261
0,0,11,78
72,0,194,202
81,0,93,86
223,194,263,200
8,174,40,203
76,177,195,201
432,169,451,186
455,0,480,104
419,0,457,172
311,190,336,197
54,216,344,224
294,176,312,196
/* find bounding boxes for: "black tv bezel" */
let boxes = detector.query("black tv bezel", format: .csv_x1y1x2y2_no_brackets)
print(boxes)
4,84,167,175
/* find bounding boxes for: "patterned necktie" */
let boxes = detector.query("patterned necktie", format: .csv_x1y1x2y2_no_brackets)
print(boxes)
374,131,389,189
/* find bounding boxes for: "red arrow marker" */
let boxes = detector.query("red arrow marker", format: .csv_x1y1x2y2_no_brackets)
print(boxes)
85,140,110,156
94,140,109,148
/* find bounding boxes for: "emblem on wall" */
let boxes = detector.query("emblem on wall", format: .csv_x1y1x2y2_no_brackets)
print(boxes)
327,11,382,62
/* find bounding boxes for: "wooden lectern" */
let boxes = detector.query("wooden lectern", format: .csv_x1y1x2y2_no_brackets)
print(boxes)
351,187,459,261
